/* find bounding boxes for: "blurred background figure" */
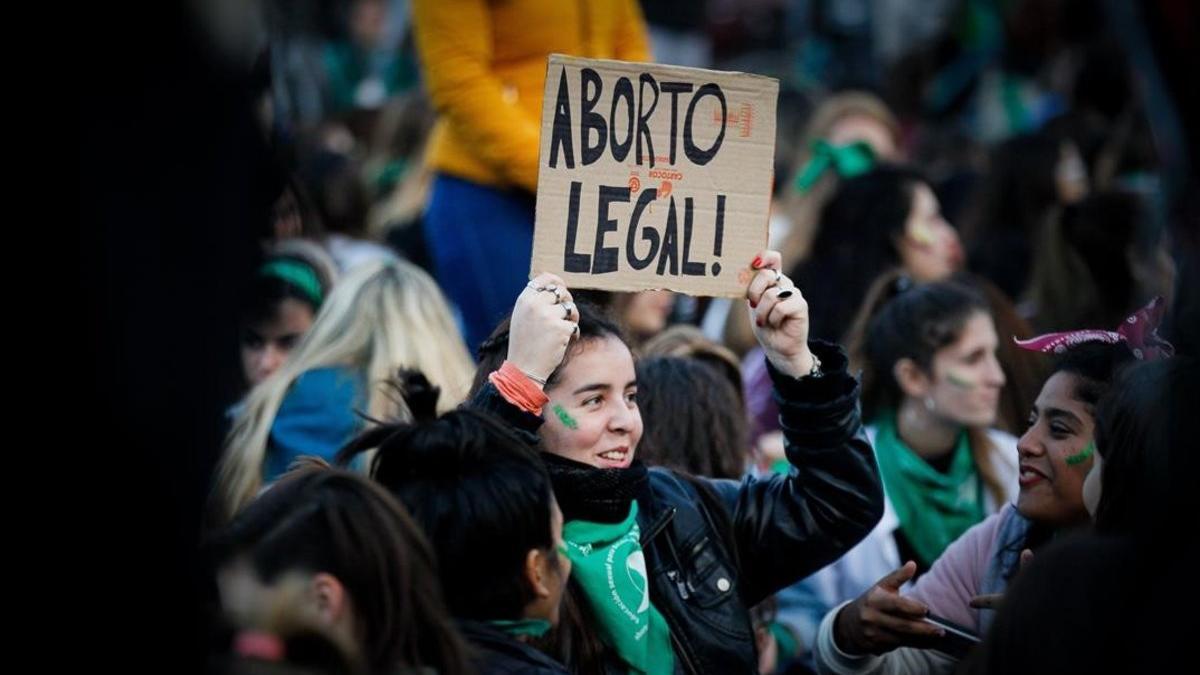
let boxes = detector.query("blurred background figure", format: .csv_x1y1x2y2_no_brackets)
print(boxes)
215,259,473,522
412,0,652,352
238,240,339,392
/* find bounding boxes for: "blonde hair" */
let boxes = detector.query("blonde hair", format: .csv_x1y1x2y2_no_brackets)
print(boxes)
215,259,474,522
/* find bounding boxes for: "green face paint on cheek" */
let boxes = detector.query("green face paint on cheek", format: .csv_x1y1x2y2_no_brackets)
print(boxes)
945,370,976,389
552,404,579,430
1065,441,1095,466
910,221,937,247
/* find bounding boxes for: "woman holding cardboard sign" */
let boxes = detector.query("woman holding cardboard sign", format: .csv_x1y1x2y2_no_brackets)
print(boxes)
470,250,884,674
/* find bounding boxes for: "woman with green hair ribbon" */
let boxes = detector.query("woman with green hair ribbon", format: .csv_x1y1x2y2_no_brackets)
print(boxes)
793,140,877,194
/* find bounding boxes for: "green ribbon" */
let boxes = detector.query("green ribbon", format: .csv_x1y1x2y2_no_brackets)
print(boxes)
260,259,324,307
373,158,409,194
793,140,877,194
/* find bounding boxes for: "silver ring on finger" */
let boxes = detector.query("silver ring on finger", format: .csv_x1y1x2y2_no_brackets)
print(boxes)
562,302,575,320
534,286,562,302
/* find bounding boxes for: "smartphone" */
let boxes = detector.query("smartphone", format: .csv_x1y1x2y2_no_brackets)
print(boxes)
923,613,981,659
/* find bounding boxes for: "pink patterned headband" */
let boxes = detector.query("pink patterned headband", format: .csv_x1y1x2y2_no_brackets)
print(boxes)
1013,297,1174,361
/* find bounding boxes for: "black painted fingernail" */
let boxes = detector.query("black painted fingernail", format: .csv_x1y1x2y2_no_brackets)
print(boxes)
777,290,793,299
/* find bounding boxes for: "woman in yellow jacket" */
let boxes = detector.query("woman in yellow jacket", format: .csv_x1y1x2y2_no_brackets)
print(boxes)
413,0,650,351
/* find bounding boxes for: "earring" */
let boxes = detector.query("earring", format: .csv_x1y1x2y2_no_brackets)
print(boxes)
924,396,936,412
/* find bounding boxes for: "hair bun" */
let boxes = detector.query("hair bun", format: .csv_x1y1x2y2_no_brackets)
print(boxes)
392,369,440,423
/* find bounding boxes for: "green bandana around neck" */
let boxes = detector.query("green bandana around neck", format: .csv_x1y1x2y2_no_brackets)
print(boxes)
486,618,552,638
562,502,675,675
873,411,986,566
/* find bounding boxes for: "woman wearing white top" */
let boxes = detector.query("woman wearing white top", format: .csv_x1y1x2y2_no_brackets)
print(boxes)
775,271,1018,655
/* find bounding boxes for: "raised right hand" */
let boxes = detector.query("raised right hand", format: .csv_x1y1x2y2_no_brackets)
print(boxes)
505,273,579,386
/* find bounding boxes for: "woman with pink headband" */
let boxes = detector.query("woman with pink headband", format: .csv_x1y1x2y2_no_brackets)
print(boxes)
812,299,1172,675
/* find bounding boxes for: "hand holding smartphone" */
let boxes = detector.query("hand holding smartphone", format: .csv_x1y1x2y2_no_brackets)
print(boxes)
922,613,981,659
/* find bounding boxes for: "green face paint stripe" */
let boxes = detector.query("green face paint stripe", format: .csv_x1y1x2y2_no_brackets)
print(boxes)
945,371,976,388
552,404,578,430
1066,441,1096,466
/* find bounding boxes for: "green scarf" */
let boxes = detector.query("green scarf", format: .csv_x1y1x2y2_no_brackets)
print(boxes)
793,140,876,193
873,412,985,567
562,502,675,675
486,618,552,638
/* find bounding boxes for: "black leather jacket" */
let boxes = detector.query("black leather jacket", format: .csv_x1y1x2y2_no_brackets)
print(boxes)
457,620,570,675
473,340,883,674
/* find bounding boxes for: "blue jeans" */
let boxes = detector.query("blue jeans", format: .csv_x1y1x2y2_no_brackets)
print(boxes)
423,174,535,354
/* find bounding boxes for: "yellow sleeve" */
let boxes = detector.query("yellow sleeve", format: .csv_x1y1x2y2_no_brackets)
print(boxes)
614,0,653,62
412,0,543,192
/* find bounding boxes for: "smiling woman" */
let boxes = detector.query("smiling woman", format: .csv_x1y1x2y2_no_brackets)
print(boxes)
1015,366,1104,524
470,251,885,675
813,316,1148,675
538,334,642,469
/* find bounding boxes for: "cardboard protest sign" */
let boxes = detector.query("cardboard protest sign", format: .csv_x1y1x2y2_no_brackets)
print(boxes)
532,54,778,297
